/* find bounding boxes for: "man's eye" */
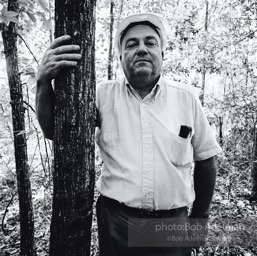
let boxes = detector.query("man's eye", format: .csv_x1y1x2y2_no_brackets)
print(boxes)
126,42,137,49
146,40,157,46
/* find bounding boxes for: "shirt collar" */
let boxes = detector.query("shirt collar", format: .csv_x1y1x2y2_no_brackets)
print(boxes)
124,75,164,101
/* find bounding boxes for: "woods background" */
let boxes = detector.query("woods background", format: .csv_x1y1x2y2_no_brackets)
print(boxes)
0,0,257,255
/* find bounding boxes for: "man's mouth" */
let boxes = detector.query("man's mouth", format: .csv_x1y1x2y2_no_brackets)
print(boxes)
135,59,150,63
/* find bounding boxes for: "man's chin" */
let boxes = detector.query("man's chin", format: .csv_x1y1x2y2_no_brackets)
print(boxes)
134,67,152,76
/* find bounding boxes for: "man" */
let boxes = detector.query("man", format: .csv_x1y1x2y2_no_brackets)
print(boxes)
36,13,222,256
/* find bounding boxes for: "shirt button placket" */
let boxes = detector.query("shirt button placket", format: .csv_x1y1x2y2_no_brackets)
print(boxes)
140,102,154,210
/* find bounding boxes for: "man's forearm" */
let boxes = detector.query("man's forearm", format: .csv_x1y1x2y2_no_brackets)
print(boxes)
36,80,55,140
190,157,217,218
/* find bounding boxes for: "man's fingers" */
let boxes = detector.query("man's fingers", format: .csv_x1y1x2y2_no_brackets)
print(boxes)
49,35,72,49
53,45,81,55
55,53,82,61
57,60,79,69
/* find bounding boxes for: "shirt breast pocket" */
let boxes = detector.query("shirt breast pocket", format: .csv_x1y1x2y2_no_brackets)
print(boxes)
170,132,193,166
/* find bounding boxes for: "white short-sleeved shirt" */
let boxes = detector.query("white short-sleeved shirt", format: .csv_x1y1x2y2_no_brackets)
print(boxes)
95,75,222,210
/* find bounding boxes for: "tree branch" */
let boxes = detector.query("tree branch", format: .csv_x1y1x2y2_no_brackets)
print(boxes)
1,192,17,235
23,100,36,114
17,33,39,65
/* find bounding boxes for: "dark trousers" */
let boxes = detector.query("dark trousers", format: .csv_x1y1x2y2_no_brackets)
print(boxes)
96,195,192,256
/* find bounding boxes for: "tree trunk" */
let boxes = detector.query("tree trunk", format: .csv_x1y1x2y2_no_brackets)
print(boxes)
250,121,257,201
108,0,114,80
1,1,36,256
219,116,223,146
49,0,96,255
199,0,208,106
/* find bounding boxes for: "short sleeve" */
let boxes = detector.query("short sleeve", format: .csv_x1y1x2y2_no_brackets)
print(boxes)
96,83,101,128
192,96,222,161
95,80,117,128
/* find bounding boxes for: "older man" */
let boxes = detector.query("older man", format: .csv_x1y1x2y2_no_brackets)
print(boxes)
36,13,221,256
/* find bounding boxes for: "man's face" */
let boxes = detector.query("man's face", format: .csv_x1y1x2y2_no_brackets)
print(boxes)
120,24,163,86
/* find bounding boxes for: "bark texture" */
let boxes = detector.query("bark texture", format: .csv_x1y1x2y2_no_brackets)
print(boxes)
251,122,257,201
2,1,36,256
107,0,114,80
49,0,96,255
199,0,209,106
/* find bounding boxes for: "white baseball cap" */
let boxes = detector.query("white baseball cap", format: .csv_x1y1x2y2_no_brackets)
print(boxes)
114,13,167,56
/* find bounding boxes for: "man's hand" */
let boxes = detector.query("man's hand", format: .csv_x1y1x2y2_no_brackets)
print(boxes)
37,35,82,84
36,35,81,140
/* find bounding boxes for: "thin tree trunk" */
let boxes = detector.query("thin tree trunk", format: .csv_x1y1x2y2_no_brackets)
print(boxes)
113,0,124,80
119,0,124,18
1,1,36,256
219,116,223,146
48,0,53,43
49,0,96,255
108,0,114,80
200,0,208,106
251,121,257,201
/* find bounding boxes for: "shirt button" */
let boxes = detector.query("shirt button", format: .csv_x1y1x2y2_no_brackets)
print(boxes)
142,103,146,107
147,192,153,197
143,145,150,151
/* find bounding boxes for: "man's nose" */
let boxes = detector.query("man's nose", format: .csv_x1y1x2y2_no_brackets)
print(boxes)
136,42,148,55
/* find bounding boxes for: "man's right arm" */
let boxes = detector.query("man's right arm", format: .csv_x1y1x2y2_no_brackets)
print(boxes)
36,79,55,140
35,35,81,140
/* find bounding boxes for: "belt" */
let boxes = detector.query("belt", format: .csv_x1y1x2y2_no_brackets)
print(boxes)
100,195,187,218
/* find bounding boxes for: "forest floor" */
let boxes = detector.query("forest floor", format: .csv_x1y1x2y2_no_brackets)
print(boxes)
0,153,257,256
